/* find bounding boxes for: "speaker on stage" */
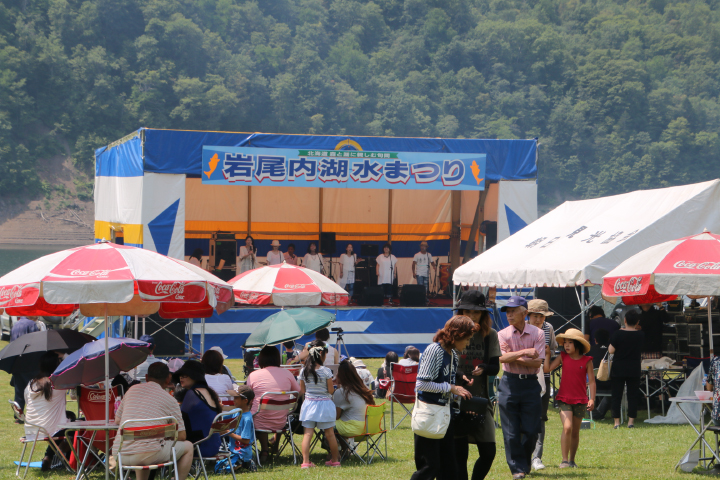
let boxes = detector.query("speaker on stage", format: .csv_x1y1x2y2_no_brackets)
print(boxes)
360,244,379,257
320,232,336,255
401,284,426,306
142,314,186,356
362,286,384,307
481,221,498,250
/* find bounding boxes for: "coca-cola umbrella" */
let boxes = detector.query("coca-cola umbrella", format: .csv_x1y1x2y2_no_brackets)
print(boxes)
229,263,349,306
0,241,233,479
0,329,96,375
603,230,720,355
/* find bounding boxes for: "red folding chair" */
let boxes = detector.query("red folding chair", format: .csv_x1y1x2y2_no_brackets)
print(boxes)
192,408,241,480
388,363,418,429
74,386,122,473
252,391,300,466
116,417,180,480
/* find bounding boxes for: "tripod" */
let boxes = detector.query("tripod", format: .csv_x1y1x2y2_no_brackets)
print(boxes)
333,328,350,359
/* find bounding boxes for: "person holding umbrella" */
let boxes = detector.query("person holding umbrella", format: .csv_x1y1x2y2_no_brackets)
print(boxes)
10,316,40,415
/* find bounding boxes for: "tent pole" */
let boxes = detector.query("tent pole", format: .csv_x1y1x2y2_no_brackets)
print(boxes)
104,304,110,480
580,286,585,332
189,318,194,354
709,299,714,357
134,315,138,339
452,283,457,312
450,192,461,272
201,317,206,353
463,189,488,263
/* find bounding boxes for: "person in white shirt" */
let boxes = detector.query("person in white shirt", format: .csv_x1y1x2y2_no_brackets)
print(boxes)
350,358,375,390
338,243,359,298
398,346,420,366
133,335,168,382
238,235,257,273
412,241,435,295
284,243,300,265
201,349,234,402
375,243,397,303
303,242,325,274
266,240,284,266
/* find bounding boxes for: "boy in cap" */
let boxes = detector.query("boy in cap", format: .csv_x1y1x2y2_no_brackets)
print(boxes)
525,299,557,471
227,385,257,472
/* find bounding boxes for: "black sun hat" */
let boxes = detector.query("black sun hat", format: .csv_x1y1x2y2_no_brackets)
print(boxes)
456,290,489,312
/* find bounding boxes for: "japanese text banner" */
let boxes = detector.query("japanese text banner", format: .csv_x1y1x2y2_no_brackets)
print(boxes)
201,146,486,191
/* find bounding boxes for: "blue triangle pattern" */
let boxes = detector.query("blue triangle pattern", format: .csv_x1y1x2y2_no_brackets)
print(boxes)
504,204,528,235
148,199,179,256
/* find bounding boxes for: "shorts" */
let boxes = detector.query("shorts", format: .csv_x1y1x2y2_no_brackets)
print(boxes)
302,420,335,430
118,440,192,467
558,401,587,419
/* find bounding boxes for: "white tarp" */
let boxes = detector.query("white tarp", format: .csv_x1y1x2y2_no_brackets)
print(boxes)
645,364,704,425
453,179,720,287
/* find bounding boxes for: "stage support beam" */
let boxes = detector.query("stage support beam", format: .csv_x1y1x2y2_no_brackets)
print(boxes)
463,189,488,263
450,191,461,273
388,190,393,243
247,186,252,234
319,188,324,251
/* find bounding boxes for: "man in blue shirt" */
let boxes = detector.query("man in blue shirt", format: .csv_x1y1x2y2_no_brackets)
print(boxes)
584,306,619,346
10,316,40,417
10,316,39,341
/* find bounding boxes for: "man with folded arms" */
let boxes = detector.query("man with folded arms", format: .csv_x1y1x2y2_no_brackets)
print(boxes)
497,296,545,480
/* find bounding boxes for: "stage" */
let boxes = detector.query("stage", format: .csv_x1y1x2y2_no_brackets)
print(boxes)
190,306,454,358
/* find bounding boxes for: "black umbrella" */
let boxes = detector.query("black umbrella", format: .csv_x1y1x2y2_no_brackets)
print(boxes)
0,329,96,374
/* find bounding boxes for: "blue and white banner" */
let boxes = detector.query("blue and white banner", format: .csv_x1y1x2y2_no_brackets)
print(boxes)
202,146,486,191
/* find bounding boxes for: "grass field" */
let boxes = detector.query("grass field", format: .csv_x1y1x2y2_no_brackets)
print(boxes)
0,354,716,480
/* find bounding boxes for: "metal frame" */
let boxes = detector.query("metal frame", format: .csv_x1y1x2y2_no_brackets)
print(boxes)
387,362,418,429
251,391,300,467
116,417,180,480
192,408,240,480
338,402,388,465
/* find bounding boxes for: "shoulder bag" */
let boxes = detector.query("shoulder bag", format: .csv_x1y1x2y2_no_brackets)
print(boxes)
411,347,455,439
597,350,612,381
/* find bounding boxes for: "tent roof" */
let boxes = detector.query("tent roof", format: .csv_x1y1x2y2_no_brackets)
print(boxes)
95,128,537,182
453,179,720,288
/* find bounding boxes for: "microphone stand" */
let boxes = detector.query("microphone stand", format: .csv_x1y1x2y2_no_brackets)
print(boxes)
389,257,394,306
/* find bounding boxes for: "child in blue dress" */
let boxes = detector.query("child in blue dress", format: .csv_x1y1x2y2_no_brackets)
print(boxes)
298,340,340,468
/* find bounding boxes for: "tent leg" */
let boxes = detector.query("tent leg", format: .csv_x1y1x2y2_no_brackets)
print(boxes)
709,299,714,357
104,304,110,480
189,318,194,354
581,287,585,333
134,315,138,339
452,284,457,312
201,317,206,353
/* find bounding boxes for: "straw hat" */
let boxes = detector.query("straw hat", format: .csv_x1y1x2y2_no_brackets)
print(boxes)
555,328,591,353
527,299,554,316
271,240,281,247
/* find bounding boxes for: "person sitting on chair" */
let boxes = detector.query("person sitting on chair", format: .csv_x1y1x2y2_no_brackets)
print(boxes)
399,346,420,366
333,360,375,441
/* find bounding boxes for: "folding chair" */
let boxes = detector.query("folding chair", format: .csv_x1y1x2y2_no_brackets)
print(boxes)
11,400,73,478
116,417,180,480
75,385,123,473
338,402,388,465
192,408,241,480
388,363,418,429
252,391,300,467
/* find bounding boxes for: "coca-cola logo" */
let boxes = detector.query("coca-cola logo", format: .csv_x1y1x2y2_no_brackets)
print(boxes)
614,277,643,294
283,284,308,290
674,260,720,270
0,285,22,302
154,282,186,299
239,292,262,300
87,392,107,402
70,269,111,277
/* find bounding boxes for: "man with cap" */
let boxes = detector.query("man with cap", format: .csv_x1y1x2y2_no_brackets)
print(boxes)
132,334,168,382
455,290,501,480
525,299,557,472
497,296,545,480
412,241,435,295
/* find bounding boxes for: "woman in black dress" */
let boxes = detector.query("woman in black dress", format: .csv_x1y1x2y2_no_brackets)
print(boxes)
608,309,644,428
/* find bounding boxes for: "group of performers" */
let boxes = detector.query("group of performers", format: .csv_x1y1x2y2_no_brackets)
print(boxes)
237,236,438,299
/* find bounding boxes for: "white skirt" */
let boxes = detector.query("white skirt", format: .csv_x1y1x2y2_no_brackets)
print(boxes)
299,397,336,423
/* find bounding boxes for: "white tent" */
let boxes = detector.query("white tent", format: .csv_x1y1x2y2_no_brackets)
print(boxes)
453,179,720,288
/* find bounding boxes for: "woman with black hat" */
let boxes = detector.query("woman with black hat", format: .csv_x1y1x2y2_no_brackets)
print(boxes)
174,360,223,458
454,290,501,480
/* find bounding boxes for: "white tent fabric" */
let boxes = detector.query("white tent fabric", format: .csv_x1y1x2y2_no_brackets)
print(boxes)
645,364,704,425
453,180,720,287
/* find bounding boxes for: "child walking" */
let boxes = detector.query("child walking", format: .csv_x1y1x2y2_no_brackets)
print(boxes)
543,328,595,468
298,340,340,468
226,385,257,473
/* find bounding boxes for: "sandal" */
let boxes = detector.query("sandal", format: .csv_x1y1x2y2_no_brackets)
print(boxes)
559,461,571,468
325,461,341,467
301,463,316,469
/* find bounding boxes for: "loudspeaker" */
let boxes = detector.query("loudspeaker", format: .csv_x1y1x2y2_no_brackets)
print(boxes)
481,221,498,250
361,286,384,307
210,232,237,269
320,232,336,255
360,244,379,257
141,315,186,356
401,284,426,306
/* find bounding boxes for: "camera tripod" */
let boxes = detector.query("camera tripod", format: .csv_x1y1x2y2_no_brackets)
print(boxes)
333,327,350,359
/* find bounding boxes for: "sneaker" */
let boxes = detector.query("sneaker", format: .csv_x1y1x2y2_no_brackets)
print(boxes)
532,458,545,471
569,461,578,468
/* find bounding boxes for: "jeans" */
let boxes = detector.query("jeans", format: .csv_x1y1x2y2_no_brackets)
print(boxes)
345,283,354,298
417,275,428,290
611,376,640,419
498,375,542,475
382,283,393,299
532,380,551,461
411,417,457,480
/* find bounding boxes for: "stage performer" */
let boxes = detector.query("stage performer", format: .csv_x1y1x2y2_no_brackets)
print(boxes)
284,243,300,265
303,242,325,275
412,241,435,295
338,244,359,298
238,235,257,273
375,243,397,303
267,240,284,266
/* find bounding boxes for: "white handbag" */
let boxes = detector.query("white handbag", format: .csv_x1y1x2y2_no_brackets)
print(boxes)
411,398,451,439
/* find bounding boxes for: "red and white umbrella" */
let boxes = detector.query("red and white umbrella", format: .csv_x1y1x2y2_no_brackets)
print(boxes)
229,263,348,306
603,230,720,354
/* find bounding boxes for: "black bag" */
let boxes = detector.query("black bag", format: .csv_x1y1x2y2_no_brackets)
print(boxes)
453,396,489,437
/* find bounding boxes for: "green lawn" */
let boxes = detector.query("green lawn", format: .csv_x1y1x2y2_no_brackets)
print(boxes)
0,355,715,479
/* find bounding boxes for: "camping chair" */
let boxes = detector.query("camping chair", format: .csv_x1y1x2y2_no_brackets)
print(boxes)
75,385,123,472
192,408,241,480
252,391,300,467
388,363,418,429
11,400,74,479
338,402,388,465
116,417,180,480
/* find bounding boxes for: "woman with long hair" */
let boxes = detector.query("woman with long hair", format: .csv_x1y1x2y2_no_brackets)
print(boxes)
333,360,375,439
303,242,325,275
411,315,476,480
174,360,223,457
454,291,501,480
201,349,234,402
239,235,257,273
376,351,399,398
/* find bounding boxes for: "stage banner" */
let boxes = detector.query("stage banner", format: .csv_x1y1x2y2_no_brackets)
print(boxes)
201,146,486,191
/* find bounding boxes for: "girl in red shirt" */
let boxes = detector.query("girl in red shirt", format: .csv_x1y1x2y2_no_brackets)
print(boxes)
543,328,595,469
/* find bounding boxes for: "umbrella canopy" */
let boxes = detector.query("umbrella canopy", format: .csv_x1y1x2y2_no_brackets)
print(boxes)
229,263,348,306
0,329,95,374
0,241,234,317
50,338,150,389
244,308,335,347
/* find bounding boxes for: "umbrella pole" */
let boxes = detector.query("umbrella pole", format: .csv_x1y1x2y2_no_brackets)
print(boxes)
201,317,205,353
581,287,585,333
134,315,138,339
709,298,714,358
104,304,110,480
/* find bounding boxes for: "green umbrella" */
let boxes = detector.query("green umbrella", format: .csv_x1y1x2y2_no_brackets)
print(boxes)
244,308,336,347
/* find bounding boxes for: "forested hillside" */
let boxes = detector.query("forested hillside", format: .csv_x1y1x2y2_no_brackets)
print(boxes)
1,0,720,209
